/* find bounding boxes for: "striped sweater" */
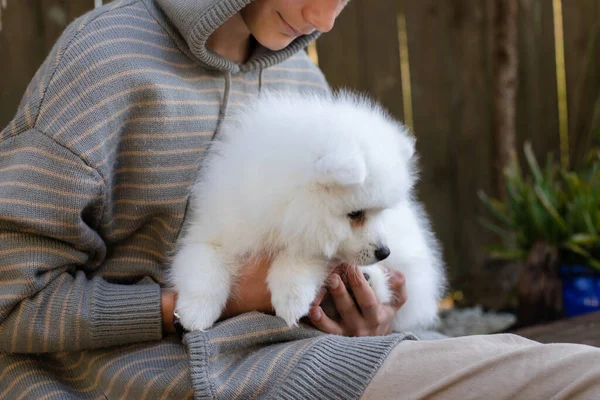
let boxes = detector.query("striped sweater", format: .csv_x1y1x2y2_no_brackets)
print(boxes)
0,0,414,398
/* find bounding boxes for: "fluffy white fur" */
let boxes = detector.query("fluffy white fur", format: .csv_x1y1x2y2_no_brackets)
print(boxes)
171,91,446,332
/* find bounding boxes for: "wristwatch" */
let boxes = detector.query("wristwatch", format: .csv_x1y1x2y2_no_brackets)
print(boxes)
173,310,187,337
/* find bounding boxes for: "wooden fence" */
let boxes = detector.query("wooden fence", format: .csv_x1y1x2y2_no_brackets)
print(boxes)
1,0,599,305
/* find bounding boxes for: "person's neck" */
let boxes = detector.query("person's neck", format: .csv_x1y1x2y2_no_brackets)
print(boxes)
206,13,253,64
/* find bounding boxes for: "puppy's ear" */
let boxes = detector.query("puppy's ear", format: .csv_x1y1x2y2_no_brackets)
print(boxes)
315,152,366,187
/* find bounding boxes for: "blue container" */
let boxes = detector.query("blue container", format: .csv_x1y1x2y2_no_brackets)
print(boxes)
559,265,600,317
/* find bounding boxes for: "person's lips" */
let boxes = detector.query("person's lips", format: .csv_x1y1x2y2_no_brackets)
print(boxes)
278,12,302,37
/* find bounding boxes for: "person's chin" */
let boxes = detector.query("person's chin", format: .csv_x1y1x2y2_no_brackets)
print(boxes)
255,33,296,51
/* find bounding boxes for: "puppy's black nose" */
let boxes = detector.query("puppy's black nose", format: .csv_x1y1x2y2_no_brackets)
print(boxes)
374,246,390,261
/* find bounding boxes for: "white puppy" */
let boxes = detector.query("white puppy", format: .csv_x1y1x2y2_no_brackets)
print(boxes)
171,91,446,332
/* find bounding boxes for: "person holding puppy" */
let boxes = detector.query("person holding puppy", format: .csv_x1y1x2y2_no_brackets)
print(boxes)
1,0,599,399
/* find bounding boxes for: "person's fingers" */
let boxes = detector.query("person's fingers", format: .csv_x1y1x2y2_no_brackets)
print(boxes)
347,265,381,325
328,273,361,321
311,288,326,308
387,270,408,310
307,306,343,335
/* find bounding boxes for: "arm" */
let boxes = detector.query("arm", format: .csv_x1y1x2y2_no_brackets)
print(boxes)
172,255,407,337
0,130,163,353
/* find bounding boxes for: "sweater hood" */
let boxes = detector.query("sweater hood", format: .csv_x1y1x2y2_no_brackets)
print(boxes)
153,0,321,72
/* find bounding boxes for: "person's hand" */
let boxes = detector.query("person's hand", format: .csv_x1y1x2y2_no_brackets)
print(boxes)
307,264,407,336
161,258,407,336
161,288,178,334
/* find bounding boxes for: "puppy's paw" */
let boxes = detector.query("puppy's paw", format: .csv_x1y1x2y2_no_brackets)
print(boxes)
271,287,315,327
175,294,222,331
360,265,392,304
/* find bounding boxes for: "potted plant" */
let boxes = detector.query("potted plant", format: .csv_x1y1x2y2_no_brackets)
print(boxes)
478,142,600,326
558,148,600,316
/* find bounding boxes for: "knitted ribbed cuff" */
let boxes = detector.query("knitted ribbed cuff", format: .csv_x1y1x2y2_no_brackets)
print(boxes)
90,279,163,348
183,331,216,399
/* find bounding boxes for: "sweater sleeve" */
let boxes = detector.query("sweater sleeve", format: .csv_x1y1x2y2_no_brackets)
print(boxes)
0,129,163,354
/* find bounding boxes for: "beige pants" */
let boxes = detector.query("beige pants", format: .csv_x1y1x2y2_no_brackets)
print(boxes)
362,334,600,400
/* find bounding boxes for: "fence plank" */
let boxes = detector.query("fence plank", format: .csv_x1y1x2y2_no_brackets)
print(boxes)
317,0,404,121
401,1,457,280
0,0,94,128
1,0,46,128
316,0,363,92
562,0,600,166
517,0,561,163
358,0,404,121
40,0,96,51
404,0,497,298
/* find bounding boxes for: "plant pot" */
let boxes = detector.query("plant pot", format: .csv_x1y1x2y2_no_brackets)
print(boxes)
559,265,600,317
515,242,563,328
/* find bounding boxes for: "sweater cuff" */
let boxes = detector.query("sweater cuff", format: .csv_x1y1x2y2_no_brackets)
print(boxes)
90,278,163,348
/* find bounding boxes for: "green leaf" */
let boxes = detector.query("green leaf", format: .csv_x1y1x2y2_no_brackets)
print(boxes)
584,212,598,235
562,242,593,258
505,178,522,203
566,234,600,246
478,217,514,239
524,141,543,183
488,248,526,261
534,186,568,232
477,190,513,227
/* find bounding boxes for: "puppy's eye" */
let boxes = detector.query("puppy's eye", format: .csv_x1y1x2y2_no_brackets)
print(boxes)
347,210,365,220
